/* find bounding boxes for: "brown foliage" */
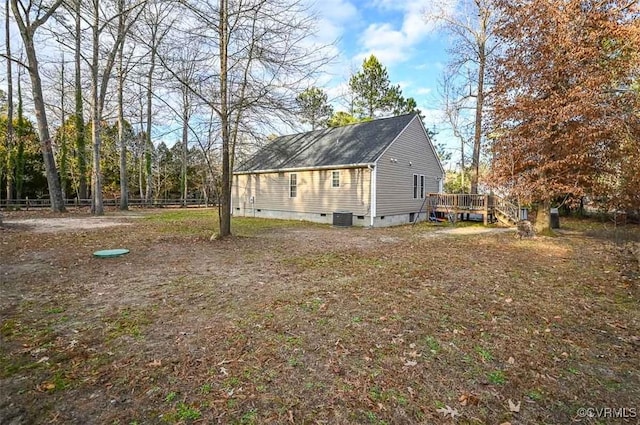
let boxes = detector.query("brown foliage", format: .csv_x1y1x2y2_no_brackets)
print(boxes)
488,0,640,210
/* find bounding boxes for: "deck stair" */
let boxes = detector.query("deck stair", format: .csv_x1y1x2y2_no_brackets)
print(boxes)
493,197,520,226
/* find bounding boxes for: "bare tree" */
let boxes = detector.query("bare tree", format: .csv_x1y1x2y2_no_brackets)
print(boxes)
172,50,198,207
58,56,69,199
84,0,144,215
133,0,174,203
164,0,329,237
180,76,192,207
73,0,88,200
425,0,499,194
438,68,474,191
10,0,65,211
116,13,128,209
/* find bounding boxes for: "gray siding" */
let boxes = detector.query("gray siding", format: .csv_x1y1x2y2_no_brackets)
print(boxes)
232,167,371,217
375,117,444,216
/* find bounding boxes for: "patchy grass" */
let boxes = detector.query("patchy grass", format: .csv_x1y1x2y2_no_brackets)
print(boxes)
143,208,321,237
0,209,639,424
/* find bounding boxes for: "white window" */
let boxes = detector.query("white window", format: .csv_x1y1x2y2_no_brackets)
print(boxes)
420,175,425,199
332,170,340,188
413,174,418,199
289,173,297,198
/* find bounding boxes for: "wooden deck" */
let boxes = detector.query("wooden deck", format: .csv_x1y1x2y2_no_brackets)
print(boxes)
425,193,520,225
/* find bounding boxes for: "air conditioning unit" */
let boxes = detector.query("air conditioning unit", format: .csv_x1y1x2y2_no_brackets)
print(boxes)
333,211,353,227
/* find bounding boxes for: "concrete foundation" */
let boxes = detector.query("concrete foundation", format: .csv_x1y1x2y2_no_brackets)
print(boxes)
233,207,428,228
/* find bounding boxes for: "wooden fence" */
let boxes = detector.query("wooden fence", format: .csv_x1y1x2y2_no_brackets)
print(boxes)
0,198,213,209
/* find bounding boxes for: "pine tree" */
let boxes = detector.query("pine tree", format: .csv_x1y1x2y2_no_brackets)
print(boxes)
295,87,333,130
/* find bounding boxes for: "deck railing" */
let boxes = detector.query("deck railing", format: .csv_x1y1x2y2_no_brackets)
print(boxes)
427,193,491,211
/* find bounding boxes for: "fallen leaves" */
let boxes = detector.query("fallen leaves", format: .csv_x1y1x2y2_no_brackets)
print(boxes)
36,382,56,392
459,391,479,406
508,398,521,413
3,211,639,425
436,405,460,419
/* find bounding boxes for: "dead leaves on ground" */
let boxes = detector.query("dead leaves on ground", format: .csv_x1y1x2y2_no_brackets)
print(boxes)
436,405,460,419
508,398,521,413
458,391,479,406
36,382,56,392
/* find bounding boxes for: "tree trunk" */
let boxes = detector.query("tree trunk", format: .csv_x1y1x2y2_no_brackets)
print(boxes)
534,200,551,233
11,0,65,212
138,99,145,201
5,0,13,204
218,0,231,237
15,74,24,200
117,17,128,211
90,0,104,215
470,31,486,195
181,95,189,207
145,49,155,204
75,0,88,200
59,57,68,200
138,139,144,200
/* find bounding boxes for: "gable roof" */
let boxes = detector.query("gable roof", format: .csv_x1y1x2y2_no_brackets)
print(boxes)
235,114,417,174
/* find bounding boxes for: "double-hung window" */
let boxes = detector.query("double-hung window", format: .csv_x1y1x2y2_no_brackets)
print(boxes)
413,174,426,199
332,171,340,188
289,173,297,198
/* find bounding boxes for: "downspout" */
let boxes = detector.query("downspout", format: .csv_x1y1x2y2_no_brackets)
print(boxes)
369,164,376,227
230,175,234,214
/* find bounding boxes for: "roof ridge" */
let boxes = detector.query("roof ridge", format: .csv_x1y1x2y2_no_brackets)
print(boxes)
277,113,417,139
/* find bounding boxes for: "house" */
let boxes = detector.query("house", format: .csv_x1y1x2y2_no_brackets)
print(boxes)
232,113,445,227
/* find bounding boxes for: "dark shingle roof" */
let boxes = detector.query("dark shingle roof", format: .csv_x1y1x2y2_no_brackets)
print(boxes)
235,114,417,173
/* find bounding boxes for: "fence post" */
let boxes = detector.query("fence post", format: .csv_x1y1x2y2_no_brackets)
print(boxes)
483,194,489,225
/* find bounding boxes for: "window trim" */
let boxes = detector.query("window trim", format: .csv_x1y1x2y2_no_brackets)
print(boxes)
331,170,340,188
420,174,425,199
413,174,418,199
289,173,297,198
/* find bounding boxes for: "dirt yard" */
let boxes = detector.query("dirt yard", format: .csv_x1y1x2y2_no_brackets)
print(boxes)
1,209,638,424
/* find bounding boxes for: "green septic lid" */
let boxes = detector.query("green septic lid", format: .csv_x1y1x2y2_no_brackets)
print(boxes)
93,248,130,258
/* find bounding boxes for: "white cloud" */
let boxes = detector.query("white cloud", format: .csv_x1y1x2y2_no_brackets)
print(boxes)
396,80,413,91
415,87,432,95
320,0,359,23
300,0,360,92
310,0,359,44
358,23,410,64
355,0,438,67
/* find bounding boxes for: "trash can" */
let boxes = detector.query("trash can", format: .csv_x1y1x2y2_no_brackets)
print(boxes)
333,211,353,227
549,208,560,229
519,208,528,221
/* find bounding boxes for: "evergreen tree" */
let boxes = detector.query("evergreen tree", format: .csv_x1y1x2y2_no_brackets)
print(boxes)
296,87,334,130
349,55,423,119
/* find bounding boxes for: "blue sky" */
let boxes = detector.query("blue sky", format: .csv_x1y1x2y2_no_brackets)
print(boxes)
0,0,459,165
312,0,456,152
